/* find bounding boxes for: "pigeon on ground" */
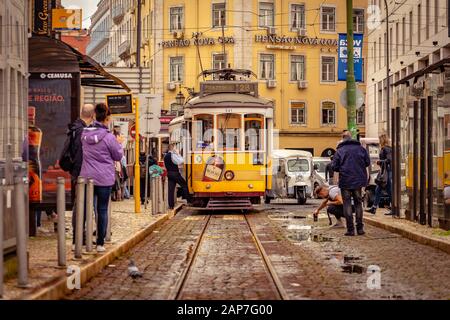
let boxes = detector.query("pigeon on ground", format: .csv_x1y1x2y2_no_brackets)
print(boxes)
128,260,143,279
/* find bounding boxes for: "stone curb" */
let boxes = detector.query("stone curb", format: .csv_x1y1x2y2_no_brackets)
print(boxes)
363,216,450,255
25,203,184,300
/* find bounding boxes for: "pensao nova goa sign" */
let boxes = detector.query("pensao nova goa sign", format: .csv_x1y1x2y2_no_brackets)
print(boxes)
159,34,338,48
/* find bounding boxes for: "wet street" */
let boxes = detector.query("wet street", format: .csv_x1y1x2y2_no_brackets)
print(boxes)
66,199,450,300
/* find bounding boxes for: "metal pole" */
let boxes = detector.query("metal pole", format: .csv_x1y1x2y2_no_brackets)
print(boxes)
14,177,28,287
105,197,112,242
391,108,397,216
346,0,357,138
427,95,434,226
158,176,164,214
151,177,156,215
412,99,419,221
384,0,391,135
144,154,149,209
0,184,4,297
85,179,94,253
56,177,66,267
419,98,427,225
74,177,85,259
395,107,401,217
134,98,141,213
164,177,168,212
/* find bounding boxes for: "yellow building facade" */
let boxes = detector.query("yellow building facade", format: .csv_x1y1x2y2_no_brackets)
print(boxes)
138,0,367,156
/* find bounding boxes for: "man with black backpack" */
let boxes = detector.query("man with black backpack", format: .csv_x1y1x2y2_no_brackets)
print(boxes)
60,104,95,249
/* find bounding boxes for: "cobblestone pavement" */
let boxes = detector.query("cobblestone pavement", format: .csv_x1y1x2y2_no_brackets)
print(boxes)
66,199,450,300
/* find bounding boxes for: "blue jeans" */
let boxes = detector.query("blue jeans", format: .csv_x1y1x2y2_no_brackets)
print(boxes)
373,169,392,208
94,186,112,246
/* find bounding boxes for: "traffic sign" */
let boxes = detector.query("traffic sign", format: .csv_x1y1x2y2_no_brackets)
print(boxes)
138,94,162,138
340,88,365,109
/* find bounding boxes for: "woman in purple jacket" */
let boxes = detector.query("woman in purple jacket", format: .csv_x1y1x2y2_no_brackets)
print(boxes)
80,103,123,252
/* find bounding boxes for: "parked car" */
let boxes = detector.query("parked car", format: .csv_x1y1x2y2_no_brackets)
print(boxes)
266,150,325,205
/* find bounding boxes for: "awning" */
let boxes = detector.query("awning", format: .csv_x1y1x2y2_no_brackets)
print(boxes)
29,36,130,92
393,57,450,87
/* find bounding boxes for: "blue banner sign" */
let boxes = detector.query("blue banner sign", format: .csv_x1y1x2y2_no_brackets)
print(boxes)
338,33,363,82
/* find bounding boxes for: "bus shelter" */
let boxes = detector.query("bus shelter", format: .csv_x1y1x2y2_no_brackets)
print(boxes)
393,58,450,230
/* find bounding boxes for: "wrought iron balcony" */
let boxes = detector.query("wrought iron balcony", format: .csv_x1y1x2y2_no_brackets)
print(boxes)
118,40,131,59
112,6,125,24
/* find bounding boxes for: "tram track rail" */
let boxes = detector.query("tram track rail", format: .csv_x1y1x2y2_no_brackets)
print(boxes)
171,213,289,300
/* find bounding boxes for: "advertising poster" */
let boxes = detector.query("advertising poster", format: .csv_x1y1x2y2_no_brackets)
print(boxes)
338,33,363,82
28,73,73,205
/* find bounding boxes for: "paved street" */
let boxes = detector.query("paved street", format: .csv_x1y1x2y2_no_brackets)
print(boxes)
66,199,450,300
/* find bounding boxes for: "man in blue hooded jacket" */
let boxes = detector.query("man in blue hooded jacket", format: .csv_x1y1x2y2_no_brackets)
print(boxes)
332,131,370,236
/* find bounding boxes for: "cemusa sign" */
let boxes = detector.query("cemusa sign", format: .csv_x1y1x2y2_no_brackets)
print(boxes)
40,73,74,79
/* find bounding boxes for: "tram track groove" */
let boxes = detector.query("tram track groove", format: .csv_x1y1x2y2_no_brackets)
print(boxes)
244,214,289,300
172,215,212,300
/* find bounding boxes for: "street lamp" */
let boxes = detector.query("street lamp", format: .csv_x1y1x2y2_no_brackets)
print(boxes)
175,88,185,116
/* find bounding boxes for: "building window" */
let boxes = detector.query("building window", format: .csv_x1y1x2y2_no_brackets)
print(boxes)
290,55,305,81
259,2,274,27
321,101,336,125
321,6,336,32
321,56,335,82
260,54,275,80
212,2,226,28
290,101,306,125
426,0,430,39
409,11,413,50
402,17,406,54
170,7,184,32
353,9,364,33
291,4,305,31
169,56,184,83
356,108,365,125
212,53,227,79
417,4,421,44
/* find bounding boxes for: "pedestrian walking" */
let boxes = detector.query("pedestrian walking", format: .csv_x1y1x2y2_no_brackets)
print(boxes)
59,104,95,249
80,103,124,252
314,185,346,228
325,155,335,185
332,131,370,236
164,144,191,209
366,134,393,215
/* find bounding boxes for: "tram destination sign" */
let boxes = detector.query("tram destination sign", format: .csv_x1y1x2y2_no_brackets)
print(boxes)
106,93,133,115
200,82,258,97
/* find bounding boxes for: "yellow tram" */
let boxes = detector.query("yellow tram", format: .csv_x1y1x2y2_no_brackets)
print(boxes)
169,69,274,210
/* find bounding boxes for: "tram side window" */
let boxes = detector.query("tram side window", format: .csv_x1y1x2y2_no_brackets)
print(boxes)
193,114,214,151
217,114,241,151
245,114,264,151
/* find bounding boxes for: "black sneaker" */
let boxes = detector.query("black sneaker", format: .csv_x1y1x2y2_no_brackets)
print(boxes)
357,230,366,236
365,207,376,214
345,231,355,236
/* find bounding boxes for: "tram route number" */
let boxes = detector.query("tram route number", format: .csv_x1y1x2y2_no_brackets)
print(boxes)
177,304,273,318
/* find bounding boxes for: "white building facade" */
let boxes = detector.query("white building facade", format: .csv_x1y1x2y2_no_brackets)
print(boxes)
366,0,450,138
87,0,111,66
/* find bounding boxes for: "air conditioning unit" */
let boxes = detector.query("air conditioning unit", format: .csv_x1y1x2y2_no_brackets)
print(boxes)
297,29,307,37
298,80,308,89
266,80,277,88
267,27,277,36
167,82,176,91
173,31,184,39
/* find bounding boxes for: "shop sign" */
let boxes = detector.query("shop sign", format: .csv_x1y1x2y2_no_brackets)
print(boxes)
255,35,338,46
33,0,51,36
160,36,235,48
52,9,82,31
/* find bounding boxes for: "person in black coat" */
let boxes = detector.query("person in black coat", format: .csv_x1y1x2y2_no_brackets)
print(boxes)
69,104,95,247
325,155,335,185
332,131,371,236
366,134,393,215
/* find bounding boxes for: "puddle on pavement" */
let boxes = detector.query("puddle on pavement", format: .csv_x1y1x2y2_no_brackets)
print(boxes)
341,264,365,274
343,255,361,263
268,214,306,220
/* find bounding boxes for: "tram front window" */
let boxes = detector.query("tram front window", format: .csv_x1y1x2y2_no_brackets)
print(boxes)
193,114,214,151
217,114,241,151
245,114,264,151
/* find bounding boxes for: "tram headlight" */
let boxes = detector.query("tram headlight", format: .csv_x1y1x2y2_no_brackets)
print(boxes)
224,170,235,181
248,184,254,189
206,184,212,189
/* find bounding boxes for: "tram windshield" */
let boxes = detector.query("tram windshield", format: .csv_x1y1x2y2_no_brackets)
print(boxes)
287,159,310,172
193,114,214,151
217,114,241,151
245,114,264,151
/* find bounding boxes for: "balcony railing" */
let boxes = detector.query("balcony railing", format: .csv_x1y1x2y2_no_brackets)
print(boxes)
118,40,131,59
112,6,125,24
